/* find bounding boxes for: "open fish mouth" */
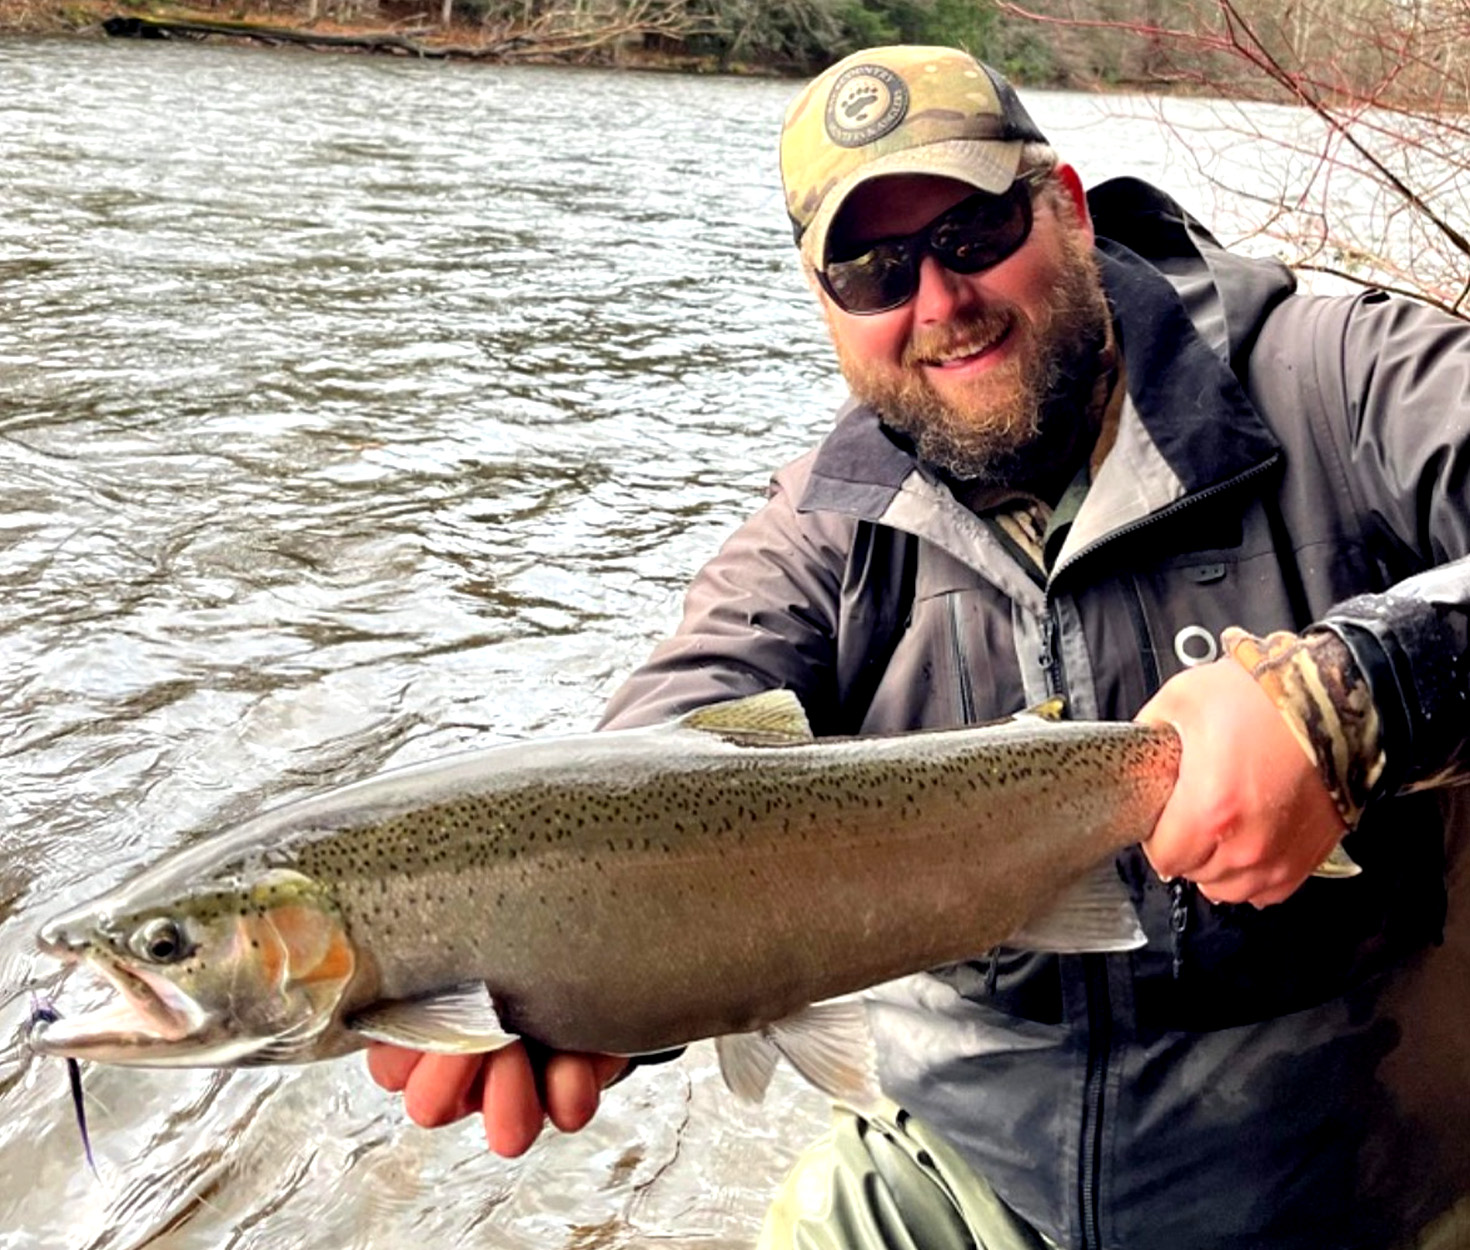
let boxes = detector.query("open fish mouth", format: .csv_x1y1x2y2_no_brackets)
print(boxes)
28,956,203,1058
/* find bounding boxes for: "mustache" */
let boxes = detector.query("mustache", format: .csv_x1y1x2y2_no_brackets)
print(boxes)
902,308,1016,368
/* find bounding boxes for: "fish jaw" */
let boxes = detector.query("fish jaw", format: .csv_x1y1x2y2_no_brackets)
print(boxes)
26,950,266,1066
32,870,360,1068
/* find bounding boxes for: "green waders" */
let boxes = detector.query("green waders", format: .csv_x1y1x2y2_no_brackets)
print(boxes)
758,1103,1058,1250
759,1106,1470,1250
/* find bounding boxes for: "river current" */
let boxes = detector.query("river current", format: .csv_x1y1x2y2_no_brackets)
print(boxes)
0,35,1339,1249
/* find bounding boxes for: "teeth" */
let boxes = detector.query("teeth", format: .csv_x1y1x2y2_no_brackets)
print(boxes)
923,329,1005,363
931,338,998,365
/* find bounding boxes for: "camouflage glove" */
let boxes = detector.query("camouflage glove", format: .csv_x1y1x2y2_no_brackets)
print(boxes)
1222,627,1386,828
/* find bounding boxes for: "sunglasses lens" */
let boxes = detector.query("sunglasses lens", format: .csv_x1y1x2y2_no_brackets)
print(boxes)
823,244,918,315
820,183,1035,315
934,190,1032,274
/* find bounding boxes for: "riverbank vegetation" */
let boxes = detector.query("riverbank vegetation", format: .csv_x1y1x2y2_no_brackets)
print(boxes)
5,0,1465,316
7,0,1466,99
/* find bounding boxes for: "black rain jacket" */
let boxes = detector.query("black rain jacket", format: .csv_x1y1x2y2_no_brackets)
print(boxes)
601,178,1470,1250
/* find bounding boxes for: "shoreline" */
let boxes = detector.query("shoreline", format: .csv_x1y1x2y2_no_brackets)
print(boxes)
0,1,1197,89
5,5,1417,109
0,1,796,73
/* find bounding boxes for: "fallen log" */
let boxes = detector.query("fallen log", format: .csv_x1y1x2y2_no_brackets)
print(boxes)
99,13,531,58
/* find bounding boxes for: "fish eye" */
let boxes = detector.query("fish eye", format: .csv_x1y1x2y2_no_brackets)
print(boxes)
128,917,190,964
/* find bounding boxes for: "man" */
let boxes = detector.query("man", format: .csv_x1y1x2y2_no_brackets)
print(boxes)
369,46,1470,1249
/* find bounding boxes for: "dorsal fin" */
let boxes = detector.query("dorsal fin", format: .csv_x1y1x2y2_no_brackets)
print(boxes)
1015,697,1067,723
678,690,814,747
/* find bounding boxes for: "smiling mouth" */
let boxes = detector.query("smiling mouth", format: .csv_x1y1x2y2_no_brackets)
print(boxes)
917,321,1014,369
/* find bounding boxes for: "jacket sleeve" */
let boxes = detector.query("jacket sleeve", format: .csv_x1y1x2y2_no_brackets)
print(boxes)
598,457,854,734
1294,291,1470,795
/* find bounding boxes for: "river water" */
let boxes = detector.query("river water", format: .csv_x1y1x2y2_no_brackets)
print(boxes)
0,35,1337,1250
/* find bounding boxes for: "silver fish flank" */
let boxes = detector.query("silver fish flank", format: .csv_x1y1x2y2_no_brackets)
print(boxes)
30,691,1180,1105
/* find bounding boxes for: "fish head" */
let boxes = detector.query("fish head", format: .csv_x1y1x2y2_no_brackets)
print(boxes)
30,867,357,1068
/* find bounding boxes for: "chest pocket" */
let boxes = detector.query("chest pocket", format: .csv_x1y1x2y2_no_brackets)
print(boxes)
1168,562,1228,667
1125,500,1310,689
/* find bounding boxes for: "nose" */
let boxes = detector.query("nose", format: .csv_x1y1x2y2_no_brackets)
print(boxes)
38,914,88,955
911,253,977,324
38,919,70,953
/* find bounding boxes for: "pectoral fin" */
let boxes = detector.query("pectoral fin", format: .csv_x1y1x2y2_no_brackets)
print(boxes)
347,982,519,1053
716,998,882,1114
1009,861,1148,953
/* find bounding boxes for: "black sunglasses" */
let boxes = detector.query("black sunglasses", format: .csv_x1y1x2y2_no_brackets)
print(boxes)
818,179,1037,316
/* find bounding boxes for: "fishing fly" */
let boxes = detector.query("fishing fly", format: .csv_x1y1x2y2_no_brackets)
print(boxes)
30,995,97,1177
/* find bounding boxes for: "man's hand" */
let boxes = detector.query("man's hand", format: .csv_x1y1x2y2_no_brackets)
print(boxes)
366,1041,628,1157
1137,658,1346,907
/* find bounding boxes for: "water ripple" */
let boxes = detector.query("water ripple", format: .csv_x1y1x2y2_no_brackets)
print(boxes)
0,35,1313,1249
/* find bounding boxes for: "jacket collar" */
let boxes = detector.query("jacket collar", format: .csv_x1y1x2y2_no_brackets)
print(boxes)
797,232,1282,571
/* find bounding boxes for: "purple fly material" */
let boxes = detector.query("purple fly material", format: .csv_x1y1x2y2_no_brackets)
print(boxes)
30,996,97,1177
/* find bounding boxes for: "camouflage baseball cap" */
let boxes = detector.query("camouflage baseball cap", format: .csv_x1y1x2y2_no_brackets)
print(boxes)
781,46,1049,269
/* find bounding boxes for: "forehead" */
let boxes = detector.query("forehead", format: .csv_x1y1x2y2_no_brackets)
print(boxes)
830,174,979,248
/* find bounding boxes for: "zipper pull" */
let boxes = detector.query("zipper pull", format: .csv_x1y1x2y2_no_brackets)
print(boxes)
1169,879,1192,979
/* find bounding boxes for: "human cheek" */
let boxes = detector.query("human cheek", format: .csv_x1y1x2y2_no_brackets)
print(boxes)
831,308,912,372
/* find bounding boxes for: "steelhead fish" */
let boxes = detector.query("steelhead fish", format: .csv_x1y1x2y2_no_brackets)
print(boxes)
31,691,1184,1105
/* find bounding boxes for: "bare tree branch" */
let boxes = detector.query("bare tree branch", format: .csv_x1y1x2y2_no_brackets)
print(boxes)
1000,0,1470,319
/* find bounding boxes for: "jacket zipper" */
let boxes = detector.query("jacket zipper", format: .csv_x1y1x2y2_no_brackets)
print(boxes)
949,593,978,723
1041,457,1279,1250
1045,639,1109,1250
1054,454,1281,582
1038,600,1106,1248
1037,607,1069,703
1124,574,1162,693
1079,955,1112,1250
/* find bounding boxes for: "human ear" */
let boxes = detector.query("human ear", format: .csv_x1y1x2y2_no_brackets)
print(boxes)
1051,164,1094,244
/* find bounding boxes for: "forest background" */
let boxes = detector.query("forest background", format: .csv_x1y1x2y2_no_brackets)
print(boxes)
4,0,1467,316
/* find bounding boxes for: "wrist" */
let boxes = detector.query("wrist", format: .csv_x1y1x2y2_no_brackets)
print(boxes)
1221,626,1385,827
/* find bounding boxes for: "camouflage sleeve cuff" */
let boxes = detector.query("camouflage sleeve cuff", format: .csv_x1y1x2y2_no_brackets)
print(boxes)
1222,626,1386,828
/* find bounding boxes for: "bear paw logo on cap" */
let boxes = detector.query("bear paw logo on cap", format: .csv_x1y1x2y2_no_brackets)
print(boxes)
823,64,909,149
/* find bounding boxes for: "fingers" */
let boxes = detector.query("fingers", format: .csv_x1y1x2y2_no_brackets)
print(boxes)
1138,728,1239,885
1184,820,1345,908
1136,658,1346,909
543,1052,630,1133
1140,814,1216,883
481,1041,546,1157
404,1052,488,1128
366,1044,488,1127
483,1048,628,1154
366,1042,422,1092
368,1041,629,1157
